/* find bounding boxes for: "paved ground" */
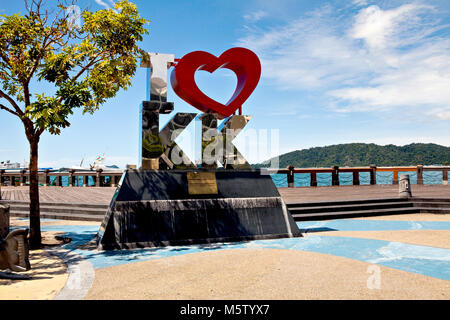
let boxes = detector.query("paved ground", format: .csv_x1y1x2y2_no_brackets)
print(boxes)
85,248,449,300
3,213,450,300
2,185,450,299
0,231,68,300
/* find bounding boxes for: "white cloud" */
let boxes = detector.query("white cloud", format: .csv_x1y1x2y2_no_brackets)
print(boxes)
244,10,268,22
352,0,369,7
237,6,372,90
236,3,450,121
94,0,115,9
433,109,450,120
350,4,434,50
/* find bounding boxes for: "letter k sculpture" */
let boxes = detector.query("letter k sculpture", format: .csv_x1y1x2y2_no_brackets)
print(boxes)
140,52,197,169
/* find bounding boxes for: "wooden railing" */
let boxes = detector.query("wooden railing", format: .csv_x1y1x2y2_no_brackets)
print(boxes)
0,169,124,187
264,165,450,187
1,165,449,188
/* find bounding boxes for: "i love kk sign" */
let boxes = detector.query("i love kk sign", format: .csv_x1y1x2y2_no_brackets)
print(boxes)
139,47,261,170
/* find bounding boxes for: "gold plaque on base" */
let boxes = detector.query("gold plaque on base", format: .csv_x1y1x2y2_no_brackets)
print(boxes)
142,158,159,170
187,172,218,195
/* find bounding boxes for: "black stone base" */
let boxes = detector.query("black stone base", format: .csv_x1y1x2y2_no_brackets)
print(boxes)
97,170,302,250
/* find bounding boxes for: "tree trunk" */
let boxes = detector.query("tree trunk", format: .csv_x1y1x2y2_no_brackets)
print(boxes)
28,137,41,249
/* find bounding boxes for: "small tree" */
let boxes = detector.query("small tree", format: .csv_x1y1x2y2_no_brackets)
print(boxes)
0,0,148,248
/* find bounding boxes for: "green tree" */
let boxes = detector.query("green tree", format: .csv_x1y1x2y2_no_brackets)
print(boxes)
0,0,148,248
253,143,450,168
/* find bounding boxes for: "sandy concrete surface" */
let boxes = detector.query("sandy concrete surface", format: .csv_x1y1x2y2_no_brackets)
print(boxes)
85,248,450,300
0,245,68,300
3,214,449,300
318,230,450,249
353,213,450,221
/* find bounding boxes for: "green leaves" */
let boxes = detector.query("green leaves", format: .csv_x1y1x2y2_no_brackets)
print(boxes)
0,0,149,135
26,94,70,135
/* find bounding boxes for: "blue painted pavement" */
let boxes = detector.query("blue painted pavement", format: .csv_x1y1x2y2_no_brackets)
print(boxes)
35,219,450,281
299,219,450,232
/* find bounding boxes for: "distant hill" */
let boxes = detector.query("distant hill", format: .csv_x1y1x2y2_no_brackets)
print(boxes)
253,143,450,168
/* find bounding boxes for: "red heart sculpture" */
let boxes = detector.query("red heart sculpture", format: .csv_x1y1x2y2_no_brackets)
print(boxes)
170,47,261,119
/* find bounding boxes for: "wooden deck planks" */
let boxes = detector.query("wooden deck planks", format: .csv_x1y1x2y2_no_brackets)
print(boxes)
1,184,449,205
0,186,116,204
279,184,450,204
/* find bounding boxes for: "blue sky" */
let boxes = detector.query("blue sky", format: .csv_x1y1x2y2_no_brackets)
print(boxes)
1,0,450,168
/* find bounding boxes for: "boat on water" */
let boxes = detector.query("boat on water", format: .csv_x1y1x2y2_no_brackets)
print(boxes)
0,160,56,173
0,160,26,170
61,154,121,172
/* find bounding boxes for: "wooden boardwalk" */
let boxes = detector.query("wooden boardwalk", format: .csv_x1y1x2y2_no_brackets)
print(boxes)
1,184,449,205
0,186,115,204
279,184,450,204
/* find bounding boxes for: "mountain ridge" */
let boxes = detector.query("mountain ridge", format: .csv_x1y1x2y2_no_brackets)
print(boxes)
252,143,450,168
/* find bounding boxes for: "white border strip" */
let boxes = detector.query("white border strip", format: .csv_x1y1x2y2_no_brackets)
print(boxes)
281,201,293,238
49,248,95,300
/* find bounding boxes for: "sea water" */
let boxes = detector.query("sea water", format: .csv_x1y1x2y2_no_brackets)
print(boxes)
49,171,444,188
270,171,445,188
47,176,98,187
